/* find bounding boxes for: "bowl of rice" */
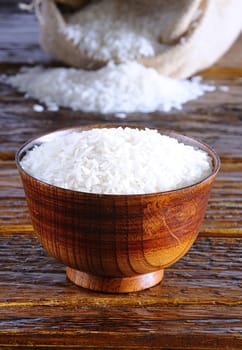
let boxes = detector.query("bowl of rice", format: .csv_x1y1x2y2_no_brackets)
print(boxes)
16,125,220,293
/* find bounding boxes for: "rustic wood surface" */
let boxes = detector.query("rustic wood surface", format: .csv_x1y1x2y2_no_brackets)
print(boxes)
0,2,242,349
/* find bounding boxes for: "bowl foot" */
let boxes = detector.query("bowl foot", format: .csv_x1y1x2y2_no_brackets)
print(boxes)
66,267,164,293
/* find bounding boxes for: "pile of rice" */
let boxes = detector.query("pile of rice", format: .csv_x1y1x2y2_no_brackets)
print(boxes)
5,62,215,114
20,127,213,194
3,0,221,115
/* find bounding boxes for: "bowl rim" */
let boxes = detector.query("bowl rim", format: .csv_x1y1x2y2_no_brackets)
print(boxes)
15,124,220,197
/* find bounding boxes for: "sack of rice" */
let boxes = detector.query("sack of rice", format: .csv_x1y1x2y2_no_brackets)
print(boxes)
33,0,242,78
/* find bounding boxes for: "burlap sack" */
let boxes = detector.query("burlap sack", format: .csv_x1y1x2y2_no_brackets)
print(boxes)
34,0,242,78
141,0,242,78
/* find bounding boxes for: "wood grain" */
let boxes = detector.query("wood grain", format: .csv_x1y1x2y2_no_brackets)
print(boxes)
0,1,242,348
1,235,241,304
1,161,241,237
0,235,241,348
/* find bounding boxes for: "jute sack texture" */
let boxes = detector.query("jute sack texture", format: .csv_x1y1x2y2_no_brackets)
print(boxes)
34,0,242,78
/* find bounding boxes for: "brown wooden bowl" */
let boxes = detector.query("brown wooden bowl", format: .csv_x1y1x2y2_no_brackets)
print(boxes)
16,125,220,293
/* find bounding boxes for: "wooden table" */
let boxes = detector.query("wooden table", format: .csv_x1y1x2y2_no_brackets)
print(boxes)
0,2,242,349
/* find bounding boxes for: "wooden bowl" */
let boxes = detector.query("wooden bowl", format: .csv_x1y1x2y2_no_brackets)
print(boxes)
16,125,220,293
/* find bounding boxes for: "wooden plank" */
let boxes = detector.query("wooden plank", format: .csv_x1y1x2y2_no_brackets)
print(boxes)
203,163,242,235
0,234,241,349
0,160,30,231
0,7,50,65
0,306,241,349
0,96,242,162
0,235,241,305
0,329,240,350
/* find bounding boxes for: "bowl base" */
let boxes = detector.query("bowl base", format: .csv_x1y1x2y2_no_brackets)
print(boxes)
66,267,164,293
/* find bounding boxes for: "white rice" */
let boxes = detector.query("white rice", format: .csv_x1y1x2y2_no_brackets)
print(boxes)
3,1,217,115
6,61,215,114
62,0,202,62
63,0,166,62
20,127,213,194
